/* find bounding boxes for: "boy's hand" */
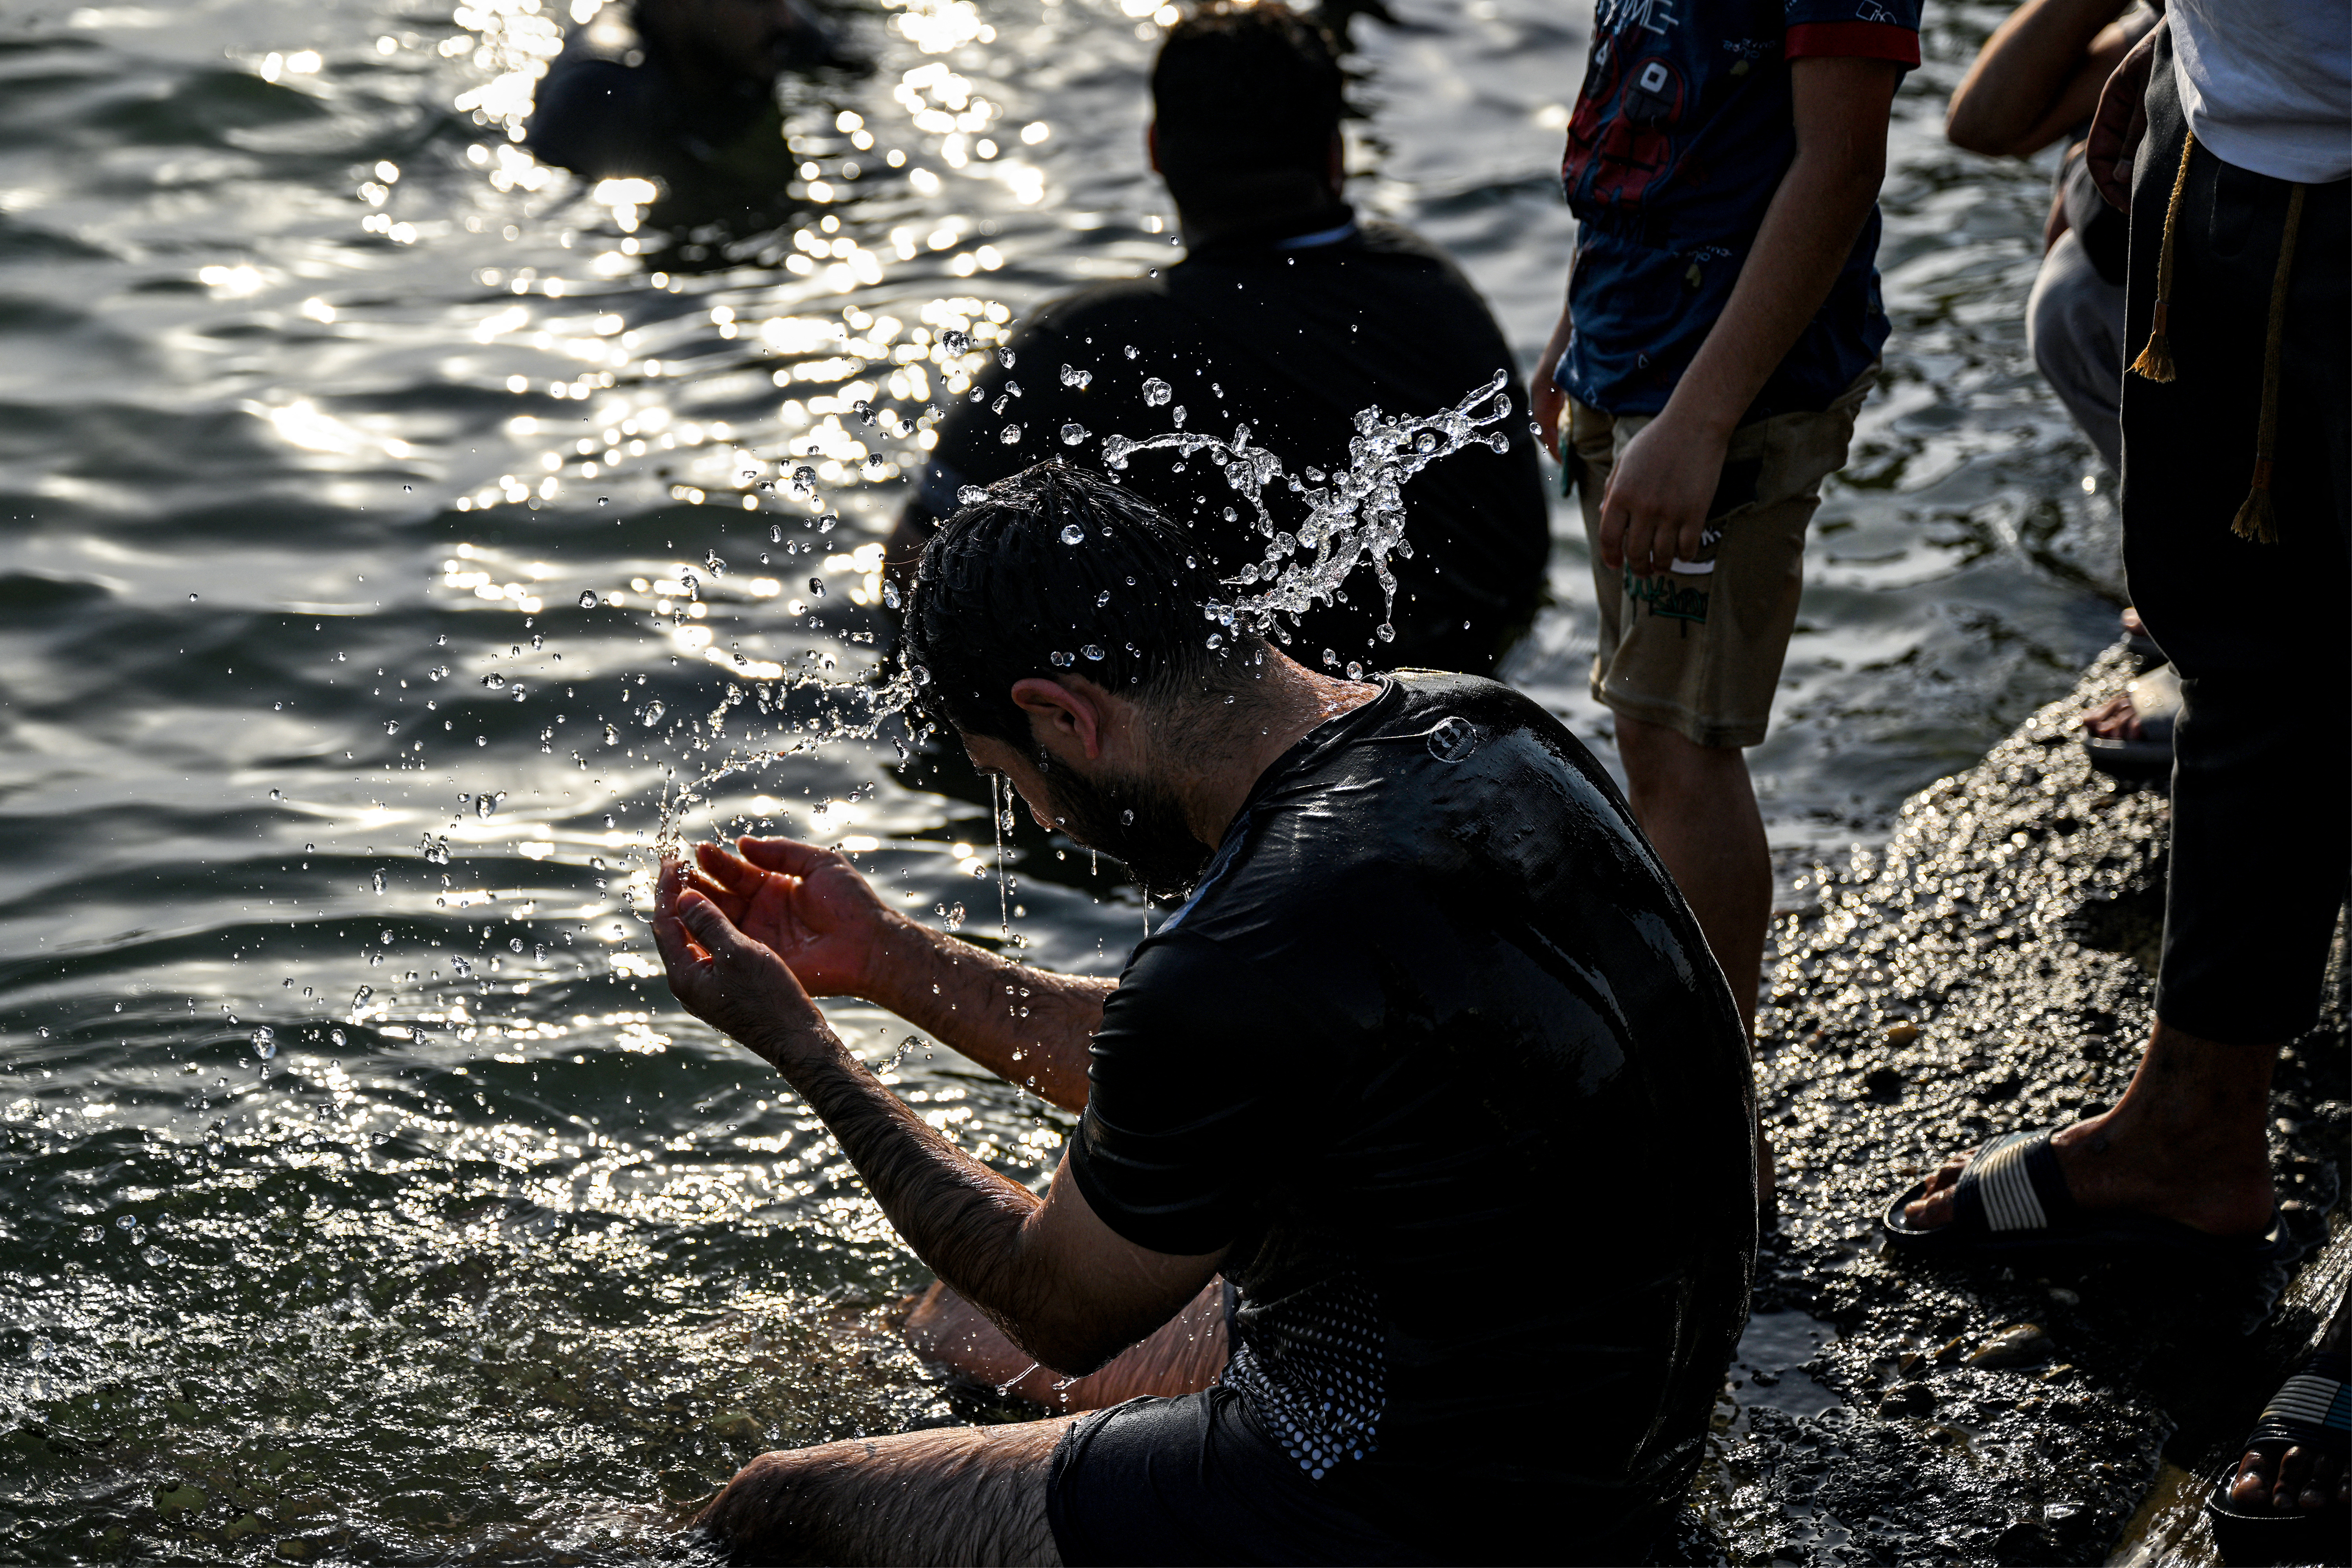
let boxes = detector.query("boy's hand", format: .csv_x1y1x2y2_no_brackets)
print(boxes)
1597,410,1729,573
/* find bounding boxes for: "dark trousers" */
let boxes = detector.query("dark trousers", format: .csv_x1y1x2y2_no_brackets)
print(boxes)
2120,29,2352,1045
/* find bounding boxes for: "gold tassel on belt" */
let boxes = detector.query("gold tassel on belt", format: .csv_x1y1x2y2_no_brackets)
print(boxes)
2231,183,2307,544
2129,131,2196,384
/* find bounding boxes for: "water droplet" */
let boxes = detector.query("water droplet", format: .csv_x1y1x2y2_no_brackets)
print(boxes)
1206,632,1222,649
1346,661,1363,680
1049,650,1074,668
1120,809,1135,826
188,592,199,602
997,346,1016,368
604,723,619,744
640,701,666,726
1060,422,1087,446
1081,644,1105,660
941,328,971,355
999,424,1022,445
1058,363,1092,390
598,496,609,506
475,792,504,818
249,1027,275,1059
268,788,281,800
882,579,901,610
1057,523,1087,548
1376,622,1395,642
482,673,506,690
331,1029,347,1046
384,719,400,735
852,398,875,425
578,590,599,609
706,552,728,576
1142,377,1171,407
806,576,825,598
371,871,386,894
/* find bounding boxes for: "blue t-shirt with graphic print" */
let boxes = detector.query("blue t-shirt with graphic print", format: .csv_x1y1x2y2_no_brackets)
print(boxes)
1556,0,1922,420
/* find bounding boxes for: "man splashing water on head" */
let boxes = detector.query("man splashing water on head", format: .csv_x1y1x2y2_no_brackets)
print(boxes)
654,463,1757,1565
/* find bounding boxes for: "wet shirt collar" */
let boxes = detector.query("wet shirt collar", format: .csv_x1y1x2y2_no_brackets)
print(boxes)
1183,205,1361,264
1158,677,1403,934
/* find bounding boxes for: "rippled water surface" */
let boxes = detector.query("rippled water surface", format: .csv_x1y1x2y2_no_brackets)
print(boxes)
3,0,2123,1559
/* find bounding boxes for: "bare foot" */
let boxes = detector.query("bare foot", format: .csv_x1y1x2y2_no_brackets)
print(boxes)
2229,1445,2349,1514
1902,1022,2278,1238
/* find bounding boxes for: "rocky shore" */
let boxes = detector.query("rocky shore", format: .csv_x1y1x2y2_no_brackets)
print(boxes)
1680,646,2350,1566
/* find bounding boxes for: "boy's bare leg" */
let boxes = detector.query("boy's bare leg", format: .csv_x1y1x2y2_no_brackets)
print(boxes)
1613,712,1776,1212
695,1417,1074,1567
903,1277,1229,1411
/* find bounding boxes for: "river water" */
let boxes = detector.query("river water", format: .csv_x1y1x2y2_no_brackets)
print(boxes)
1,0,2127,1559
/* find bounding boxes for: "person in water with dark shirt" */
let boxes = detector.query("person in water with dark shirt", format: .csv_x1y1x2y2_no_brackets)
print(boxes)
653,463,1756,1565
888,2,1550,678
525,0,859,228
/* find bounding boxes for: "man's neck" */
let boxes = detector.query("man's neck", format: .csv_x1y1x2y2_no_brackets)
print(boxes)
1156,652,1378,848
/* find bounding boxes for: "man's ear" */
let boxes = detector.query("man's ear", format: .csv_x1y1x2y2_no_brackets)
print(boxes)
1010,677,1105,762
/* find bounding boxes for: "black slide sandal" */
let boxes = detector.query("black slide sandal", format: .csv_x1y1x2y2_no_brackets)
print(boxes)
2203,1345,2349,1565
1881,1127,2282,1264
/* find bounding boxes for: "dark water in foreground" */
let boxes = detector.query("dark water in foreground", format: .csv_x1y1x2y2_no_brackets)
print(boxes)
2,0,2128,1559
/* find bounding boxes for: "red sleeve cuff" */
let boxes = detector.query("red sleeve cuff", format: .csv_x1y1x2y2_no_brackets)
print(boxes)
1784,21,1921,65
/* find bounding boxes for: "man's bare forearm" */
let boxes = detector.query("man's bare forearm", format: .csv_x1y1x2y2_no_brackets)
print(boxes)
1664,63,1896,439
760,1026,1080,1363
865,913,1111,1111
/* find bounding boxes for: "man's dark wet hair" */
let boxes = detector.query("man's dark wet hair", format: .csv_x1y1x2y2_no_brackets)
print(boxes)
1151,2,1346,227
900,462,1265,749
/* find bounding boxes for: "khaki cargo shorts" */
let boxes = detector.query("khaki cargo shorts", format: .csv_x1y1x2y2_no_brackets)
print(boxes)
1567,365,1875,749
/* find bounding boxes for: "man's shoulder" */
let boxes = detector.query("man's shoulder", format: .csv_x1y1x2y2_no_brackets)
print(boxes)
1020,279,1185,342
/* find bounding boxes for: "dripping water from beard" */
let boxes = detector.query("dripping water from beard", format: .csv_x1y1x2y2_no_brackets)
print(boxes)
1029,749,1212,903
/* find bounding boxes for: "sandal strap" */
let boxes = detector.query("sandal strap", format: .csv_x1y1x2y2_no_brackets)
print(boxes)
1954,1130,2076,1234
2247,1348,2350,1453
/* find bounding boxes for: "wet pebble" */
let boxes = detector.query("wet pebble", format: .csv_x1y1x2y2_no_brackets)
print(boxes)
1967,1323,2054,1368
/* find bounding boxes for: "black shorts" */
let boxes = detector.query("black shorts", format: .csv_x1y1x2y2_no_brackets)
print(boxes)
1044,1385,1432,1567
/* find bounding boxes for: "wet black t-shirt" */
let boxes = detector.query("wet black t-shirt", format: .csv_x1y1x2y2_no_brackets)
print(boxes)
1069,672,1757,1563
918,217,1551,676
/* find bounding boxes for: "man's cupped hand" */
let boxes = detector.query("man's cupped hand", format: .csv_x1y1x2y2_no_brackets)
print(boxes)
652,837,904,1065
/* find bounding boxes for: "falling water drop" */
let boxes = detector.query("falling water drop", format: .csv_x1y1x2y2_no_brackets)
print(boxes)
371,871,386,894
1142,378,1171,407
578,590,600,609
1059,523,1085,546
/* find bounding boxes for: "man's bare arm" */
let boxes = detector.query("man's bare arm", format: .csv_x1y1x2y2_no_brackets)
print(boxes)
1597,56,1901,573
657,883,1219,1374
1946,0,2136,158
864,918,1110,1112
681,838,1105,1110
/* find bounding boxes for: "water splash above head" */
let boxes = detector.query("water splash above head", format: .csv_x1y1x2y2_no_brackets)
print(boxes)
1101,370,1513,648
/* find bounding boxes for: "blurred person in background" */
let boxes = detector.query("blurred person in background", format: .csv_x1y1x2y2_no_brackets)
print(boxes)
887,1,1550,678
526,0,863,227
1947,0,2179,780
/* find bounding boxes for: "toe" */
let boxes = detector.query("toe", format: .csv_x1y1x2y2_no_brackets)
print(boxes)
2232,1450,2277,1508
2275,1445,2312,1512
2298,1451,2339,1513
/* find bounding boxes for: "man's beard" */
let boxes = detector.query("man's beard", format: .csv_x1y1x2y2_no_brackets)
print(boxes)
1034,753,1213,902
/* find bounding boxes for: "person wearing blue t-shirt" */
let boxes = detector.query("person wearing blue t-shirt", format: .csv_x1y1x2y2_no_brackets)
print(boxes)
1530,0,1922,1214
